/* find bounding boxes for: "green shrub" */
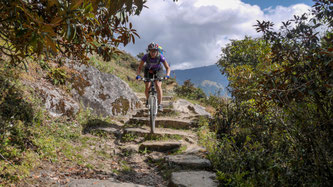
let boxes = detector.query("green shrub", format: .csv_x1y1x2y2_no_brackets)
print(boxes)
47,67,68,85
174,79,206,100
209,2,333,185
0,65,34,149
204,100,332,186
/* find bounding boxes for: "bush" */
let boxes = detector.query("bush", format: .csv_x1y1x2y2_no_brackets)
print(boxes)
0,65,34,144
47,67,68,85
0,64,37,184
207,100,331,186
174,79,207,100
209,1,333,186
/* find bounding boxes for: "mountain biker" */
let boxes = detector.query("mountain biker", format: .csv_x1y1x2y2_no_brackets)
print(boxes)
136,42,171,111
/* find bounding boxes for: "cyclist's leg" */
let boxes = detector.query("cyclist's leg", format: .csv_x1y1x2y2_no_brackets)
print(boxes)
155,80,162,105
145,82,151,100
155,68,164,105
144,69,152,100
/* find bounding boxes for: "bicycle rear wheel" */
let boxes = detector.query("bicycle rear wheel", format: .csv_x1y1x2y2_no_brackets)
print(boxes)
149,95,157,133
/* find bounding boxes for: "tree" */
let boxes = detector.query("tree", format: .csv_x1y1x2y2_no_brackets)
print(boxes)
0,0,177,67
174,79,207,100
213,0,332,185
217,36,271,76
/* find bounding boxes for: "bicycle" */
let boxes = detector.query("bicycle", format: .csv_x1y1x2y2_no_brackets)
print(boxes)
138,75,167,133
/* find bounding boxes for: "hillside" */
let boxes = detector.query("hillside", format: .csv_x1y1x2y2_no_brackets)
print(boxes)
173,64,229,96
0,51,217,186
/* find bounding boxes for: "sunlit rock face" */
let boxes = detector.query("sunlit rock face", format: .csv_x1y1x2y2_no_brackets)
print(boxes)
69,63,140,117
28,62,140,118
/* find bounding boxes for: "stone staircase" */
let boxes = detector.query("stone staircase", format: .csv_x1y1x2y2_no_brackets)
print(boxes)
67,93,218,187
123,93,218,187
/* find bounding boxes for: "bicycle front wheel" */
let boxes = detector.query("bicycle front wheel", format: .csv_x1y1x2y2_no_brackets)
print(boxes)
149,95,157,133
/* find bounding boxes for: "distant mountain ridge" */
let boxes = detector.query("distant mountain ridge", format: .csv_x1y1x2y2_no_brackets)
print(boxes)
172,64,229,96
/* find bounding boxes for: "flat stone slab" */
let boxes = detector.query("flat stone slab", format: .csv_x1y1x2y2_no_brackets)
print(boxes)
138,96,173,102
184,144,207,155
89,127,122,136
120,144,140,153
169,171,218,187
127,117,193,130
165,155,212,170
139,141,182,152
133,108,175,118
65,179,148,187
173,99,211,117
124,127,196,139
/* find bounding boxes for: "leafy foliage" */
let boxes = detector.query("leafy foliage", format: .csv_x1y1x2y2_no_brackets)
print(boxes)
211,0,333,185
0,65,34,146
47,67,68,85
217,36,271,74
174,79,207,101
0,0,180,66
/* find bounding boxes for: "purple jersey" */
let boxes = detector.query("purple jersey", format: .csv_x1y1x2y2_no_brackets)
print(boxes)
142,54,166,70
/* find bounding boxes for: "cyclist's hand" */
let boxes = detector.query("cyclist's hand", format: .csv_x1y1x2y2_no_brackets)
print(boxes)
165,75,170,79
136,75,141,80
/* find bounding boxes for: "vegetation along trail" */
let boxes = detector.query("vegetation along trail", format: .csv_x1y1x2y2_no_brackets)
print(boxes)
0,0,332,186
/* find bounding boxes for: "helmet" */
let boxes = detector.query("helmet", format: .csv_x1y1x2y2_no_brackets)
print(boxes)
148,42,159,51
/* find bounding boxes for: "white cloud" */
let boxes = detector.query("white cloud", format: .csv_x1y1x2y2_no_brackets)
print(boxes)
172,62,193,70
263,4,312,29
122,0,312,70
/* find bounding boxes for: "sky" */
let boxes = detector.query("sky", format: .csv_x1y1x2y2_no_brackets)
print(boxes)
121,0,315,70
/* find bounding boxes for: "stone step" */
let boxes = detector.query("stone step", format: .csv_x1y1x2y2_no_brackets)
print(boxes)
165,155,212,170
66,179,148,187
133,108,178,118
139,141,182,153
138,96,173,102
135,92,173,99
123,127,196,140
135,92,146,98
161,101,174,108
135,93,172,100
184,144,207,155
137,100,173,109
126,117,194,130
168,171,218,187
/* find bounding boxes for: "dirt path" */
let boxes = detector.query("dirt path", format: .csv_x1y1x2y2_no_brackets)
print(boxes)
22,93,218,187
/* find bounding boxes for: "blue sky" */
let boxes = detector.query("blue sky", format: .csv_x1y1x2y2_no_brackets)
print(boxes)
123,0,314,70
242,0,314,9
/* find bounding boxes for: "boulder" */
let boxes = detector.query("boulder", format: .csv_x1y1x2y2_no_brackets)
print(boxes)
28,80,80,117
173,99,211,117
68,63,141,117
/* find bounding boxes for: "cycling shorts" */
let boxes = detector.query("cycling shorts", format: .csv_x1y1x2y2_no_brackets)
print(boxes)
144,68,164,80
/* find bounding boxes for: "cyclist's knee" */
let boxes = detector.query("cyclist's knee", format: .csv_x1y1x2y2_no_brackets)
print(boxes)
156,84,162,91
155,81,162,87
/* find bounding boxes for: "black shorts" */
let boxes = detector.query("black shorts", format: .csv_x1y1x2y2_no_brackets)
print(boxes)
144,68,164,80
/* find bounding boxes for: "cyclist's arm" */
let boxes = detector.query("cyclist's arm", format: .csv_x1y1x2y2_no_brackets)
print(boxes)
162,61,170,76
136,60,145,75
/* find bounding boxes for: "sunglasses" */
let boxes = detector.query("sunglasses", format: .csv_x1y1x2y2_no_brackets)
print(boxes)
149,50,158,53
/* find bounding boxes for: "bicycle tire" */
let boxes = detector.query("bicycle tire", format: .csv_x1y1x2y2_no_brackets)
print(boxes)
149,95,157,133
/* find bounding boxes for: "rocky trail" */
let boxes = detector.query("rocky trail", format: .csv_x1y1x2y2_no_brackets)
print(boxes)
27,93,218,187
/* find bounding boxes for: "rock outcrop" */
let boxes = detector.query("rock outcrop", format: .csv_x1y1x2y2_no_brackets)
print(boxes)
173,99,211,118
27,80,80,117
68,63,141,117
26,62,140,118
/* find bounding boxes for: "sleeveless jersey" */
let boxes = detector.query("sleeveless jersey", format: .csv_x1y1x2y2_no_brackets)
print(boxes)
142,54,166,71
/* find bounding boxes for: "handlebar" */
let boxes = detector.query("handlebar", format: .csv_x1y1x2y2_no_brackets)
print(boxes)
138,77,168,82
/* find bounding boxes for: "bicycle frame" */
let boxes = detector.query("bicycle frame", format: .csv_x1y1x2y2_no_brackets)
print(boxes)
139,75,165,133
